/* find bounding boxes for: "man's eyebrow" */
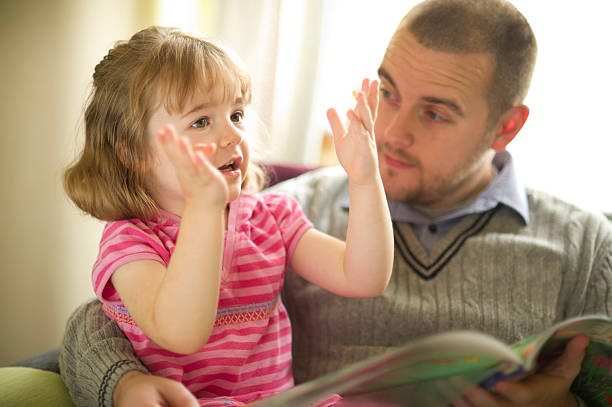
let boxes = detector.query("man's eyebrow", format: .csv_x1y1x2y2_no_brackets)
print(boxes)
379,67,463,116
377,67,396,89
421,97,464,117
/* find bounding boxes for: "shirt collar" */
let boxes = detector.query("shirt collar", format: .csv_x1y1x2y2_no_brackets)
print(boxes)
341,150,529,225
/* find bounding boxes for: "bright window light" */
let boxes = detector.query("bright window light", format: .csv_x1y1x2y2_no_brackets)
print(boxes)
159,0,199,33
305,0,612,213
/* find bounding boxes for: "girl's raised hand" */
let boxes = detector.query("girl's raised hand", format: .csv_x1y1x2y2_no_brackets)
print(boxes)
156,124,229,209
326,78,380,186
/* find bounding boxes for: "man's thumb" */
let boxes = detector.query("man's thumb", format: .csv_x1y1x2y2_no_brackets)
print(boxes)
545,334,590,380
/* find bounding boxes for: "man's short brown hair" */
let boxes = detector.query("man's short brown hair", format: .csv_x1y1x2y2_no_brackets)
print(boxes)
400,0,537,126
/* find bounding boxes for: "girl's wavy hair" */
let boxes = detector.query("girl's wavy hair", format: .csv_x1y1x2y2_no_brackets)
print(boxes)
63,26,266,221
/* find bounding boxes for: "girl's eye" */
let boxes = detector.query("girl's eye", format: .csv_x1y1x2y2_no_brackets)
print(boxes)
191,117,209,128
231,111,244,123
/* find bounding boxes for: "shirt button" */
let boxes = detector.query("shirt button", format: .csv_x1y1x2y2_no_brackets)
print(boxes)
428,224,438,233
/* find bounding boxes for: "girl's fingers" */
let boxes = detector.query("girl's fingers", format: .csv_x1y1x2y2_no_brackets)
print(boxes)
177,136,198,168
327,107,346,143
354,92,374,135
194,151,211,173
157,126,182,164
367,80,379,121
346,109,369,142
156,124,172,143
361,78,370,93
193,144,220,175
193,143,216,157
157,125,199,175
192,143,216,168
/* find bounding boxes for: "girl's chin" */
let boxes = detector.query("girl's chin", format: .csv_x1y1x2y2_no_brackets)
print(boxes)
227,184,243,201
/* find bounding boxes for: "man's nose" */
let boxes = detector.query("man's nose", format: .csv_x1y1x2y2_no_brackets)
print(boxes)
383,109,415,147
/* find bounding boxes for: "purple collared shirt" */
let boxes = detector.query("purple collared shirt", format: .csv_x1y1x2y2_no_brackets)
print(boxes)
343,151,529,252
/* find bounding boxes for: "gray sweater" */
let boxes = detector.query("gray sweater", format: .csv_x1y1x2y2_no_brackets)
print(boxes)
59,166,612,406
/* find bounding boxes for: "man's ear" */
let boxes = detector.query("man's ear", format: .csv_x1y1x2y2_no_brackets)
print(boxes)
490,104,529,152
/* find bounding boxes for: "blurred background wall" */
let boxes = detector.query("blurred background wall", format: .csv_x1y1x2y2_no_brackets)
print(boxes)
0,0,610,366
0,0,157,366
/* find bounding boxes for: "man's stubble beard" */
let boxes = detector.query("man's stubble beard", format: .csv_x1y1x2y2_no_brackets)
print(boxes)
377,131,494,207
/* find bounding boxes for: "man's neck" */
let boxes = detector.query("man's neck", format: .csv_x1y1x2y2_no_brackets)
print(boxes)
410,201,471,220
422,161,499,216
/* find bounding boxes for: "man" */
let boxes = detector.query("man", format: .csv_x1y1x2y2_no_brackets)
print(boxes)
59,0,611,406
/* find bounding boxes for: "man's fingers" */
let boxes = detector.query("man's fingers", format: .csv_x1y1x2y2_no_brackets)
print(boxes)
462,385,506,406
492,380,534,405
544,334,589,379
156,378,199,407
450,395,475,407
491,336,589,406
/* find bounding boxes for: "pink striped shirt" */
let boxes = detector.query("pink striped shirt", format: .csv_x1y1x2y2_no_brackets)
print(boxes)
92,193,313,406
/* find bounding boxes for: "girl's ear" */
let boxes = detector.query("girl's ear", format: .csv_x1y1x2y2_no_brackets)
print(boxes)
490,105,529,152
117,141,149,173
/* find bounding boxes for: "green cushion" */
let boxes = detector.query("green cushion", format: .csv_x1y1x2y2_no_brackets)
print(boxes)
0,367,75,407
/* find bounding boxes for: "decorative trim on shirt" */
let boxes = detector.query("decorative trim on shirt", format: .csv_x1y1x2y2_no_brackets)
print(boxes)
393,205,501,280
103,303,136,325
102,295,281,328
214,295,280,328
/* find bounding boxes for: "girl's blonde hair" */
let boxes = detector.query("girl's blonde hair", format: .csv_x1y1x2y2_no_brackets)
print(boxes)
64,26,266,221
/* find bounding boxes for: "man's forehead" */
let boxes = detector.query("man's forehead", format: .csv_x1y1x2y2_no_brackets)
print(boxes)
379,31,493,99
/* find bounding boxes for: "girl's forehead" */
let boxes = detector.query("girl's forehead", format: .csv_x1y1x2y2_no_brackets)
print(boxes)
157,76,247,115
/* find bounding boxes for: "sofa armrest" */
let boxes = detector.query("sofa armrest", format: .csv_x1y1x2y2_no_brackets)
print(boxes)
263,162,316,187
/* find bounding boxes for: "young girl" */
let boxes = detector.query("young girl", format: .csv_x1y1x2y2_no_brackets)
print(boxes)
63,26,393,406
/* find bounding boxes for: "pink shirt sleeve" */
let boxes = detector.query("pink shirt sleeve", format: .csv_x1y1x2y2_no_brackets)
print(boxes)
263,193,313,267
92,219,169,305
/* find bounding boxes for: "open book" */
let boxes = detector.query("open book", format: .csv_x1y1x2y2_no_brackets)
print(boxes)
249,315,611,407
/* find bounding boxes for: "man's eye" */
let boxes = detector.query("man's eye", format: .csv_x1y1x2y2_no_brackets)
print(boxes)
231,111,244,123
425,110,446,122
192,117,209,128
380,87,392,99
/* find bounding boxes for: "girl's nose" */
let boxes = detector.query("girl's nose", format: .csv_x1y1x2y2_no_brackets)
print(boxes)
219,123,243,148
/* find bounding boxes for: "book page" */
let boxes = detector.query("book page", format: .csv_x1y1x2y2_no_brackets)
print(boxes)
510,315,612,407
249,331,521,407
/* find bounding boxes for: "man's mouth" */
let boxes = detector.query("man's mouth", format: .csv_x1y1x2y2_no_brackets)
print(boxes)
381,151,419,170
